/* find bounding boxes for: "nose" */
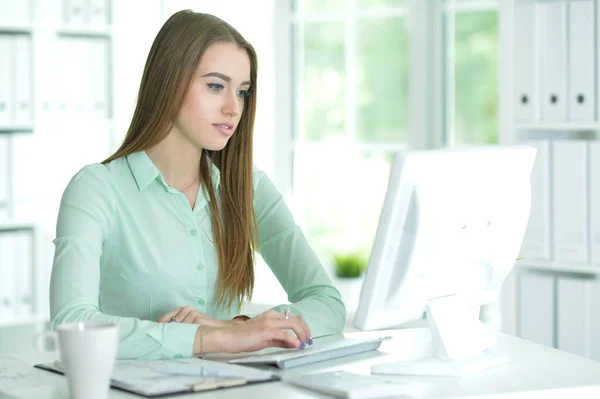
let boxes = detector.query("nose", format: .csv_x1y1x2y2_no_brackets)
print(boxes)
223,89,241,117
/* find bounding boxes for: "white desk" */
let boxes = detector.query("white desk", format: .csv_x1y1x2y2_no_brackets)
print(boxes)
2,328,600,398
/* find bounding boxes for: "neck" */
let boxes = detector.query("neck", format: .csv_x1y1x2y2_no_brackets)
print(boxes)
146,133,202,190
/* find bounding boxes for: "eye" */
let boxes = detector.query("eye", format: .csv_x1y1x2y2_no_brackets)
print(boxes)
236,88,251,99
207,83,224,92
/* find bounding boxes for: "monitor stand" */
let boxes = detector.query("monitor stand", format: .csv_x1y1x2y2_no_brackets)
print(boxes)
371,295,509,377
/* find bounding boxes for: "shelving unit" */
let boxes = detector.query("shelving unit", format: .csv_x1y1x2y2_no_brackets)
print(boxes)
514,122,600,132
517,261,600,276
0,0,114,353
501,0,600,362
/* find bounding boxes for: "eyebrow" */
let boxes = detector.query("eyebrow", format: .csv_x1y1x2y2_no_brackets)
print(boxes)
200,72,251,86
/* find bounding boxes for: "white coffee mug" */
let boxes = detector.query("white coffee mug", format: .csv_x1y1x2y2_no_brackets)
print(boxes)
36,322,119,399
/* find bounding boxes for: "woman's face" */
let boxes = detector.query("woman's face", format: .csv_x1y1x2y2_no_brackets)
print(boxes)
174,41,251,151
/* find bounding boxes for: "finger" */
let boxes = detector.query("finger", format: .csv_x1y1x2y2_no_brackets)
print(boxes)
279,309,311,344
293,314,312,344
271,317,307,344
157,306,183,323
265,329,300,349
176,306,196,323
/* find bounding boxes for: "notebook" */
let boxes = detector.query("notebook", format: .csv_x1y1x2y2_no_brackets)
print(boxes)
227,336,392,369
35,358,277,397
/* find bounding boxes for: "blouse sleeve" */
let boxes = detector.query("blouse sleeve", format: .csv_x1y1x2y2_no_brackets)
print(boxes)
252,167,346,337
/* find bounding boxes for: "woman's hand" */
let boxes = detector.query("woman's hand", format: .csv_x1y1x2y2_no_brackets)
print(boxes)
157,306,233,328
195,309,313,354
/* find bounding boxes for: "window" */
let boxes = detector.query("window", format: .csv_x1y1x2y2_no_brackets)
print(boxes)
291,0,409,269
442,0,499,146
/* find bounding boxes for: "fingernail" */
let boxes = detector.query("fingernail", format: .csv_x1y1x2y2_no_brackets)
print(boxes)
308,337,313,345
299,342,305,350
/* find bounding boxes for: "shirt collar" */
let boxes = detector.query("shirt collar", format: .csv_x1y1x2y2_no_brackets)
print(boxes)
127,151,221,192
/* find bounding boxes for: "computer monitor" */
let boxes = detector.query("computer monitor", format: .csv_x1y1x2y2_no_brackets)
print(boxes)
354,145,536,376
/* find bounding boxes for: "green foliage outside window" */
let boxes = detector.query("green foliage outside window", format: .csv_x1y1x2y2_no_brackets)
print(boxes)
452,11,499,145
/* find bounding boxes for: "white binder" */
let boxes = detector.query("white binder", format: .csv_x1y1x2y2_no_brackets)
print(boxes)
64,0,88,25
15,231,34,319
56,37,74,116
540,0,568,122
89,0,109,26
552,140,588,263
0,36,14,125
13,35,32,125
0,136,8,221
557,277,589,358
514,2,538,122
590,280,600,362
73,37,88,117
568,0,596,122
90,38,110,120
519,140,551,260
589,142,600,264
518,272,555,348
0,234,17,323
0,0,31,26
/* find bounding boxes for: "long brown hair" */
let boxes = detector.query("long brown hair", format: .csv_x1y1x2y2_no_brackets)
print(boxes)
103,10,258,310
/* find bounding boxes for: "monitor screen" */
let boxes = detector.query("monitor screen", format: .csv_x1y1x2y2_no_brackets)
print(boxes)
354,145,536,332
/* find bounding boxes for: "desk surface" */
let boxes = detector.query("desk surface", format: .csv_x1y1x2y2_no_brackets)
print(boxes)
2,328,600,399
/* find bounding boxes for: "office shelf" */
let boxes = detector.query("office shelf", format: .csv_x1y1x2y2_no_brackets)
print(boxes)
0,221,35,232
515,122,600,132
0,125,34,133
57,25,112,37
0,316,44,328
517,261,600,276
0,25,32,34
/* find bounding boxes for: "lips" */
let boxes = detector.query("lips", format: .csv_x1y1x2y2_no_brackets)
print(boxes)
213,123,234,136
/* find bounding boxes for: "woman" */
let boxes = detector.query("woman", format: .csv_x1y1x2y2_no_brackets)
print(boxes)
49,10,346,359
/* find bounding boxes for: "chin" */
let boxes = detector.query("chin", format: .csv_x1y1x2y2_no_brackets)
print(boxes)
203,139,231,152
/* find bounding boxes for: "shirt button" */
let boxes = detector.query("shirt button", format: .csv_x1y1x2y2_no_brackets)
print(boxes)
197,298,205,305
197,263,204,271
189,229,197,236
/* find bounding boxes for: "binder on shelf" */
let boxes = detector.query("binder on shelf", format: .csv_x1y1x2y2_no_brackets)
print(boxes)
0,0,31,27
590,280,600,362
519,140,551,260
514,2,538,122
73,37,89,117
0,36,14,125
552,140,588,263
589,142,600,264
0,136,8,222
90,38,110,120
15,230,34,319
0,233,17,323
64,0,88,25
568,0,596,122
518,272,555,348
56,37,75,116
13,35,33,125
540,0,568,122
557,277,589,358
89,0,109,26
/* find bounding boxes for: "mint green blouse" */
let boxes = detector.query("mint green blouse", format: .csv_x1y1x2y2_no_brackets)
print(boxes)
49,151,346,359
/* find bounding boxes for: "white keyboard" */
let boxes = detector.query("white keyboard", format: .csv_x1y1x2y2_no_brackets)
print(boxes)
228,336,392,369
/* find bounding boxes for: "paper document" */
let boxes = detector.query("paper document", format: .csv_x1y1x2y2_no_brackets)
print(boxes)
36,357,275,397
0,356,58,393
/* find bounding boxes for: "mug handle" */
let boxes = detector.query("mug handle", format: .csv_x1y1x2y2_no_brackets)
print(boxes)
35,330,59,356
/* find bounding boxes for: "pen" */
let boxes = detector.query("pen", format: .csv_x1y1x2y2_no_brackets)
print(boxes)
190,377,247,392
161,366,240,378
